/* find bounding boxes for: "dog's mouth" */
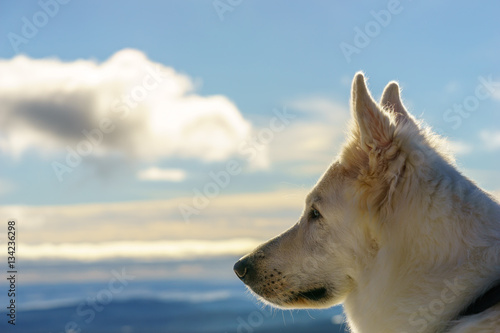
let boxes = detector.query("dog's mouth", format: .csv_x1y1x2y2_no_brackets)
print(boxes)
280,286,330,307
299,287,328,301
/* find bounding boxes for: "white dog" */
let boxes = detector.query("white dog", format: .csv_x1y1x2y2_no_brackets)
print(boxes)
234,73,500,332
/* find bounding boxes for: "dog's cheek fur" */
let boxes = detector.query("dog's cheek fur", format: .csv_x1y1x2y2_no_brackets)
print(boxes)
248,210,363,308
279,221,350,306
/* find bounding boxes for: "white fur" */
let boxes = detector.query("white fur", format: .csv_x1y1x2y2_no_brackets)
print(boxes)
236,73,500,332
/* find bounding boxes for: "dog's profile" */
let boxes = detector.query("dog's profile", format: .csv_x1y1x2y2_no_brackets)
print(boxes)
234,73,500,332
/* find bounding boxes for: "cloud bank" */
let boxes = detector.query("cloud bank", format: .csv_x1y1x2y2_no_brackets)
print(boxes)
0,189,308,261
20,239,262,261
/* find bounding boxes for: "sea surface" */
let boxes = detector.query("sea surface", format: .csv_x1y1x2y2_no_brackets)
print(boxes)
0,257,348,333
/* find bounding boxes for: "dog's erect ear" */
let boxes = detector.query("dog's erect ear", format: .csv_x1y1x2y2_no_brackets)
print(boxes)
351,72,393,151
380,81,418,130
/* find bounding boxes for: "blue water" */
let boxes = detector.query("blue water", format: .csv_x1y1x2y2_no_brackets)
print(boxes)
0,258,348,333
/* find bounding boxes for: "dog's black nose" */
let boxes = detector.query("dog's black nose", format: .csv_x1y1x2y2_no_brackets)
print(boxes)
233,257,250,280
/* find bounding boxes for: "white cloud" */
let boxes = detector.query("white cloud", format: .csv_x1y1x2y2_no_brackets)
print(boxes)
0,49,253,163
445,139,473,156
444,80,461,94
491,190,500,203
480,130,500,150
137,167,187,182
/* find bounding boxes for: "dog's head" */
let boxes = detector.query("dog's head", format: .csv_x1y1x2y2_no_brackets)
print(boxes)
234,73,444,309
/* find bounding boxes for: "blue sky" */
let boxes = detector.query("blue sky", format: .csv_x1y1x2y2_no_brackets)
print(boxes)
0,0,499,262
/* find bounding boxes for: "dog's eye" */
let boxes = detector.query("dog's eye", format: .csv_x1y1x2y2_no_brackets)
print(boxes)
309,208,321,220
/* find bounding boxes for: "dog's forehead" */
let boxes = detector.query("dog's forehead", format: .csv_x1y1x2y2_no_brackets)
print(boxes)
305,192,321,205
306,162,345,205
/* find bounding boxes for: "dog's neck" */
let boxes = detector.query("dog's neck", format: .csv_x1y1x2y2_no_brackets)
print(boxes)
344,250,500,333
343,177,500,333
